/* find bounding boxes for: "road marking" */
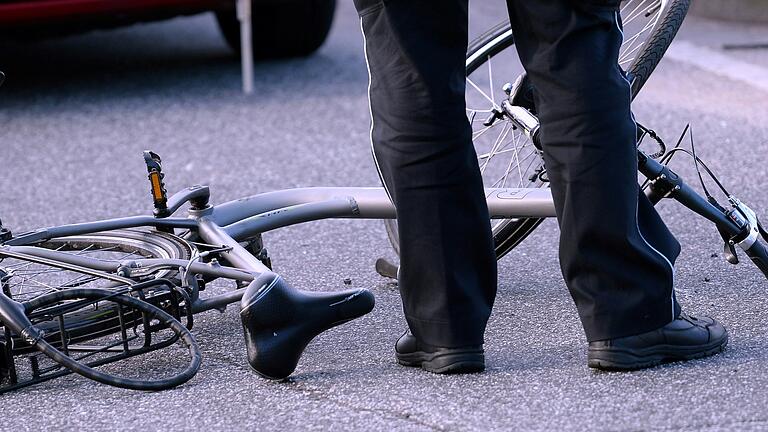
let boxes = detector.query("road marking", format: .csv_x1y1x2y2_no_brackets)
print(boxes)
666,40,768,93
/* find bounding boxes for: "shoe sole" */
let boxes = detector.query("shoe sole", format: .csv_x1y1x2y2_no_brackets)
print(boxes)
397,349,485,374
587,335,728,371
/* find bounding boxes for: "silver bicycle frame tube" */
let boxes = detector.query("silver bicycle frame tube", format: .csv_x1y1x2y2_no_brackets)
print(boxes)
201,187,555,241
188,186,552,311
1,186,556,313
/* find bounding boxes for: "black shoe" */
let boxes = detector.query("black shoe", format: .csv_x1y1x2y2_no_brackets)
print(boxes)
587,312,728,371
395,331,485,374
240,271,375,380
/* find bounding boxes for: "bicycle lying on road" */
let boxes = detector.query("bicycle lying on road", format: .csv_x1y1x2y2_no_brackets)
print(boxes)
2,0,766,393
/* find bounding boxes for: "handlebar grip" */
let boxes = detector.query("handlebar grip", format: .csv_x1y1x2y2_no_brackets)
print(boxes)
744,239,768,277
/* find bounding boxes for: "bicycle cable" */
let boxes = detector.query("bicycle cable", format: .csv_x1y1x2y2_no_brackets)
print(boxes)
637,123,667,159
639,123,732,203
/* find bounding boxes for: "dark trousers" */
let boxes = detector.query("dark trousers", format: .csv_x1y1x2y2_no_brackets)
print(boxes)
353,0,681,346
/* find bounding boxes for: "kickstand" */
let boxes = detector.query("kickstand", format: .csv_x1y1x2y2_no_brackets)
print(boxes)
375,258,399,280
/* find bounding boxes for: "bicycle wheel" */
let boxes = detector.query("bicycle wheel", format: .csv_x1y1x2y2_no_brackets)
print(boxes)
384,0,691,259
1,228,191,303
0,228,195,390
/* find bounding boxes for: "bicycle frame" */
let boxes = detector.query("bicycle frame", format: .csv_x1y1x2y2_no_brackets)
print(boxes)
3,146,766,318
0,186,557,314
1,146,766,395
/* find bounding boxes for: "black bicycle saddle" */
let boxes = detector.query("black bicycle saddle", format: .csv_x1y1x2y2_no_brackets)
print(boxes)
240,271,375,380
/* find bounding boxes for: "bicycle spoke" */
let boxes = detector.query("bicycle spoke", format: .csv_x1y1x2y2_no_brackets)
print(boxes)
497,131,524,187
520,151,543,182
74,244,96,255
620,0,637,14
480,144,531,160
621,17,656,51
487,55,495,106
498,146,539,189
467,108,494,115
478,130,520,160
620,17,659,63
473,121,502,142
623,0,660,26
60,273,101,289
24,277,61,293
623,2,649,25
499,136,522,188
495,130,532,154
511,133,528,188
0,237,168,303
619,57,636,66
467,77,500,111
480,122,512,174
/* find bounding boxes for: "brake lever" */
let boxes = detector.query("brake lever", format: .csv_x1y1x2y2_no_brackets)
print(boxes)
716,196,765,265
718,227,739,264
727,197,764,253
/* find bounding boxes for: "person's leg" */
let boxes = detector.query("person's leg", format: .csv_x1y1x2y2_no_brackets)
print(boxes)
506,0,727,370
353,0,497,348
505,0,681,341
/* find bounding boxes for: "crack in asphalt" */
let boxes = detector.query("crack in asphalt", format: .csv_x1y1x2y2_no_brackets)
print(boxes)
283,379,444,431
663,418,768,431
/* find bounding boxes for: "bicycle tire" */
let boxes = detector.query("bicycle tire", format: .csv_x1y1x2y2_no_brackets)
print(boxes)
384,0,690,260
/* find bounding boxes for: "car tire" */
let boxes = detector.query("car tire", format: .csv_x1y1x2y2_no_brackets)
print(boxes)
216,0,335,59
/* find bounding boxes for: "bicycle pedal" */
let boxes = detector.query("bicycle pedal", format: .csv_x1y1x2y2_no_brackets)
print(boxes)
143,151,170,218
375,258,398,280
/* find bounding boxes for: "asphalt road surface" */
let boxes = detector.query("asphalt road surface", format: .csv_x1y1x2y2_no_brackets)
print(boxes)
1,3,768,431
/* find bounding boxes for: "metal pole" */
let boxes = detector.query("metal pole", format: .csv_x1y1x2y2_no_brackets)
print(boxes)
236,0,254,94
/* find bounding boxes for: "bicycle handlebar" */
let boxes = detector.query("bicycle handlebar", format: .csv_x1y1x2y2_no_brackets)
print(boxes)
744,239,768,275
638,151,768,280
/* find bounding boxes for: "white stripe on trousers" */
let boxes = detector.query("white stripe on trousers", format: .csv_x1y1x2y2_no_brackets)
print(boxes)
615,11,677,321
359,17,394,205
